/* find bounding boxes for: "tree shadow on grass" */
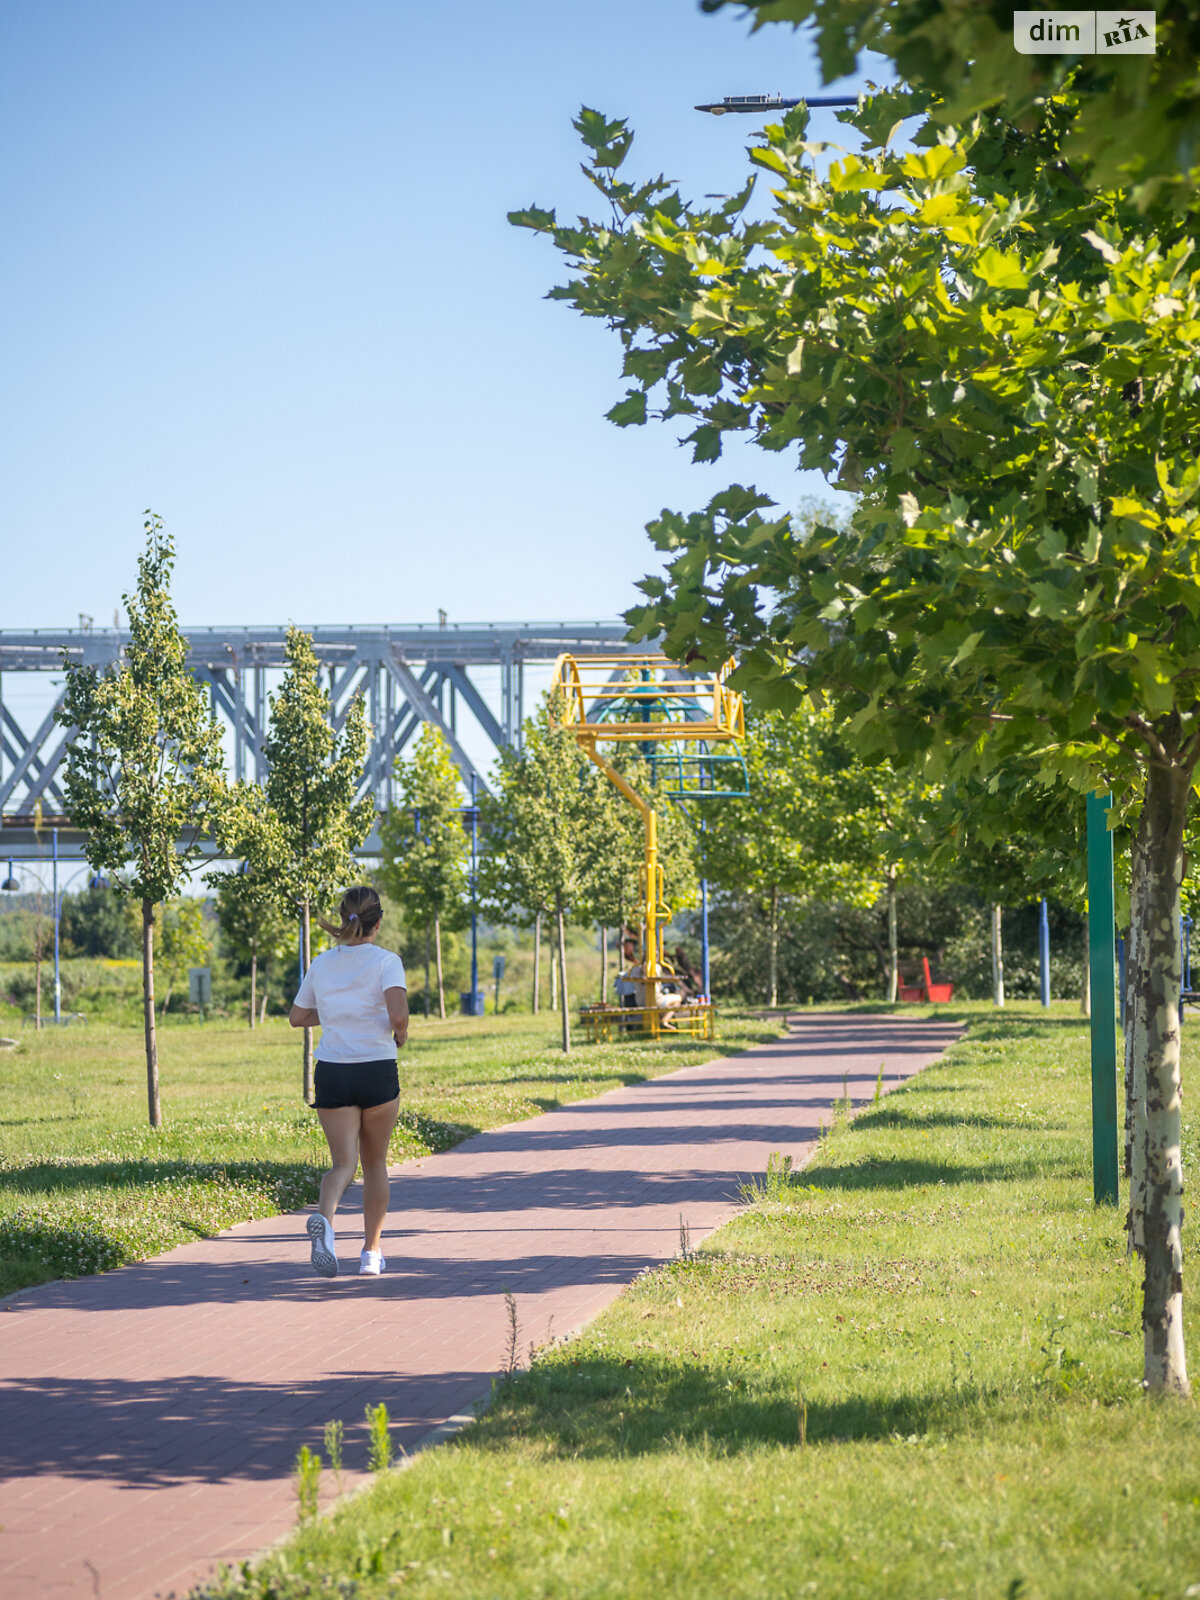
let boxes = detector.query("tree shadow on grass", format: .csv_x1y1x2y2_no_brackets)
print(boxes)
849,1106,1065,1134
0,1157,320,1200
798,1152,1082,1191
474,1351,1013,1461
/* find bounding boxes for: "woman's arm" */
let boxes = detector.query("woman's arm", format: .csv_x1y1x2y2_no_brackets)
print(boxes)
385,986,409,1049
289,1005,319,1029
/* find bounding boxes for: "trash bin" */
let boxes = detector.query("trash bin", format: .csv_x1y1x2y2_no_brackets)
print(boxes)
459,989,485,1017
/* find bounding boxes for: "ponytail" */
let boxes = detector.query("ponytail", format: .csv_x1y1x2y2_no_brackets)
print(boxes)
317,885,383,943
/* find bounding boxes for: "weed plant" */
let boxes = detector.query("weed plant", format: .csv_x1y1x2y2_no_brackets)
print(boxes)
195,1006,1200,1600
0,1009,781,1294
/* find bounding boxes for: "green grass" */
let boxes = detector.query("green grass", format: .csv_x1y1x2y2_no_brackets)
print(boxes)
196,1005,1200,1600
0,1008,784,1295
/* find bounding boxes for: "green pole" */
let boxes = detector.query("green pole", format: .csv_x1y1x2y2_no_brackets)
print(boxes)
1086,791,1119,1205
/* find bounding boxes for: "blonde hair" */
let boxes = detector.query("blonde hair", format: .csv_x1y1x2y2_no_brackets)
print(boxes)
318,885,383,943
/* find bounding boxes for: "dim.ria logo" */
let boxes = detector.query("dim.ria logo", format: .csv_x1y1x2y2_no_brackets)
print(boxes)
1012,10,1156,52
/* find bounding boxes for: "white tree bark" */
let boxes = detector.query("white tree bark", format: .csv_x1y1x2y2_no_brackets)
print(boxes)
434,914,445,1020
887,867,899,1003
991,904,1005,1008
556,898,570,1054
532,911,541,1015
1130,759,1190,1395
142,897,161,1128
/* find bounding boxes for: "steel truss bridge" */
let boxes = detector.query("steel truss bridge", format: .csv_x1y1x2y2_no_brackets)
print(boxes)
0,621,638,859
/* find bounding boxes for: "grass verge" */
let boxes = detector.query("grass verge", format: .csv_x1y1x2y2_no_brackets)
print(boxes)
0,1008,783,1295
198,1006,1200,1600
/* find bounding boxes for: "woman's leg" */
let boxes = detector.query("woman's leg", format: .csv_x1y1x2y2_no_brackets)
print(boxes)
358,1096,400,1252
317,1106,362,1221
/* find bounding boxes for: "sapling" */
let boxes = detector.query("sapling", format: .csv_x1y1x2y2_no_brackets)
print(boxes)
293,1445,322,1523
365,1403,392,1472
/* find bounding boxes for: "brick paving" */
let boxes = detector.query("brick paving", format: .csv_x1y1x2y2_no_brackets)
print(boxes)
0,1013,960,1600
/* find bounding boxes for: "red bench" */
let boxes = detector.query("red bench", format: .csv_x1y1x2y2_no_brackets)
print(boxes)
898,957,955,1004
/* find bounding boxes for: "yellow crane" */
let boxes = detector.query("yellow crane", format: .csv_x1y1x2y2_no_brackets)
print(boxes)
550,653,746,1040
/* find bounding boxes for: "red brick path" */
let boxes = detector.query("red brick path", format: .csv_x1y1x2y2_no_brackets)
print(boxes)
0,1013,960,1600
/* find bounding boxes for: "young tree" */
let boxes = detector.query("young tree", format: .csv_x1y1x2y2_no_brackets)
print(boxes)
700,706,896,1005
378,724,470,1019
59,514,227,1127
261,627,373,1101
516,97,1197,1392
154,898,212,1015
480,701,612,1051
212,868,294,1028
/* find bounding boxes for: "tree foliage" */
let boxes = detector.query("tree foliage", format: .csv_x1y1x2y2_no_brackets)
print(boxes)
514,95,1198,1392
479,700,619,1050
59,514,228,1126
378,724,470,1018
701,0,1200,199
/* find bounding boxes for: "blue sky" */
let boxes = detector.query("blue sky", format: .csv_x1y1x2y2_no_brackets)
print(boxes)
0,0,879,636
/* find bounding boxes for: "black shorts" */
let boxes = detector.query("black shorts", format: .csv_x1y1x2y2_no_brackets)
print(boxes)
313,1059,399,1111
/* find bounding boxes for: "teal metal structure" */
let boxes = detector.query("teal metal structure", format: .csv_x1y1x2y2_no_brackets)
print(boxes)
1086,791,1120,1206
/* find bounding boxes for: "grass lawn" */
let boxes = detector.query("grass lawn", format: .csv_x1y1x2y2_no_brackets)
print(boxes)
0,1008,784,1295
199,1005,1200,1600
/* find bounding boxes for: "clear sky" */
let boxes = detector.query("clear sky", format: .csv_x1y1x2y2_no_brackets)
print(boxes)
0,0,877,635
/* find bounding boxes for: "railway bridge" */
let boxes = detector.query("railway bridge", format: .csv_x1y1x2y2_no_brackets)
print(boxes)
0,620,638,859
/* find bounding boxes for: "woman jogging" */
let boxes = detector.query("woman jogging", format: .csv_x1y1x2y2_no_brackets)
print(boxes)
289,886,408,1278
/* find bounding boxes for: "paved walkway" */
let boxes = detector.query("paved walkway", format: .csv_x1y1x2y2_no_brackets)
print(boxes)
0,1013,961,1600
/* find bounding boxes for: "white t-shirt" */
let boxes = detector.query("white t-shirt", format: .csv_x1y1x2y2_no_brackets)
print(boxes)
293,943,407,1064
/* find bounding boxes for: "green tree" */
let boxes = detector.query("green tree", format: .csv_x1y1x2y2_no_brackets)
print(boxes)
702,0,1200,200
378,724,470,1019
154,897,212,1015
58,514,227,1127
60,884,140,960
516,98,1196,1393
479,701,612,1052
261,627,373,1100
212,866,295,1028
700,706,900,1005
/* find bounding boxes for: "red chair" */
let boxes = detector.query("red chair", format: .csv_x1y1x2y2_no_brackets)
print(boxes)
922,956,954,1003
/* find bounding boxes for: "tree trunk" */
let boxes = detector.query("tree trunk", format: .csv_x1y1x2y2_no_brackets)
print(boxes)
532,911,541,1015
600,924,608,1004
1125,833,1147,1215
260,987,268,1025
768,885,779,1008
159,985,172,1018
551,930,558,1012
249,951,257,1030
1081,913,1091,1016
991,904,1005,1008
35,946,42,1030
556,896,570,1053
301,902,314,1105
887,866,899,1004
1127,757,1191,1395
142,897,161,1129
435,914,445,1020
424,924,431,1018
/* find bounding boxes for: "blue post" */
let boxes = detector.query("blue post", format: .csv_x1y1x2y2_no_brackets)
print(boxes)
1039,897,1050,1008
1180,915,1193,1027
1086,792,1119,1206
700,815,710,999
470,774,479,1014
52,829,61,1022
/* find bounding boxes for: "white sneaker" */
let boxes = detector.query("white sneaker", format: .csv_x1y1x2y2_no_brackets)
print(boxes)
307,1213,338,1278
359,1249,385,1276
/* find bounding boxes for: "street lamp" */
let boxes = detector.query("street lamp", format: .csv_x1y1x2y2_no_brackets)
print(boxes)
2,859,18,893
696,93,858,115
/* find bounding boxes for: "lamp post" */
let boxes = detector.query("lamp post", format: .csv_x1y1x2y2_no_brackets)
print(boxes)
696,94,858,115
